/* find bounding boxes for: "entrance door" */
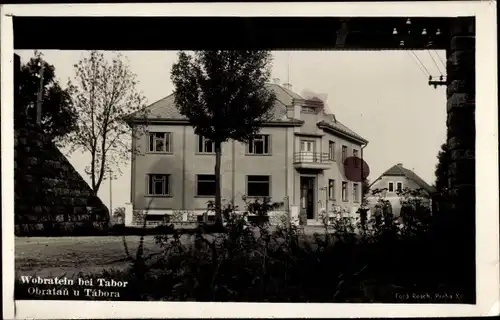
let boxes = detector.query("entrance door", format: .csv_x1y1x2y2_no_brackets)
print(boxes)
300,176,315,221
300,140,315,162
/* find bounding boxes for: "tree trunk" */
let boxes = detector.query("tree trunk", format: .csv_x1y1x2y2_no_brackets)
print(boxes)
214,140,223,228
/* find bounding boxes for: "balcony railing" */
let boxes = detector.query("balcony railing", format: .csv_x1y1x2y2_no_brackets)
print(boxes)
293,152,331,164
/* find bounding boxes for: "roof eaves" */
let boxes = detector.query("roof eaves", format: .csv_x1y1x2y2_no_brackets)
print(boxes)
403,170,436,194
128,117,304,127
126,93,175,119
317,121,368,144
274,84,303,101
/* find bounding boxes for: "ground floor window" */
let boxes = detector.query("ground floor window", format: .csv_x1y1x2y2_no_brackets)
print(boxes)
328,179,336,200
396,182,403,192
147,174,170,196
353,183,359,202
342,181,348,201
196,174,216,196
247,175,270,197
388,182,394,192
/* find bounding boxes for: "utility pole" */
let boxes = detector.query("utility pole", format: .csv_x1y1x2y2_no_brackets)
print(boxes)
35,54,45,126
319,186,328,224
286,52,291,85
358,144,369,230
428,75,447,88
109,168,113,216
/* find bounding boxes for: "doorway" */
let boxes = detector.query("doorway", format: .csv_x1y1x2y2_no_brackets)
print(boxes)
300,176,315,220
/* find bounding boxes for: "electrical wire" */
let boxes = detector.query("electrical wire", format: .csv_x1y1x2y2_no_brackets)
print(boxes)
433,49,446,71
427,50,443,75
411,51,431,76
407,51,430,79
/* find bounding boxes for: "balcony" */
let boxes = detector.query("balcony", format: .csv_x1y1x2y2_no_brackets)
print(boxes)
293,152,332,170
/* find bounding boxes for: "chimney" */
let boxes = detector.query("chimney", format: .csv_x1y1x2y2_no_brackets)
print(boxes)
286,98,302,120
283,83,292,90
397,163,403,167
272,78,280,84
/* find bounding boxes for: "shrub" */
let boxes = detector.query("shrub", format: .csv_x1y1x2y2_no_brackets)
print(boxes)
17,194,469,302
110,194,468,303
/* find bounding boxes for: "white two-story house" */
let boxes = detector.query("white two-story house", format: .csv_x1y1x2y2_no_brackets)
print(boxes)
125,82,368,226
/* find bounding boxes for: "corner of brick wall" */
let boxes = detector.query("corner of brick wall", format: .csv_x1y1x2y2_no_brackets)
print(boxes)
443,17,476,303
14,123,110,236
445,19,475,233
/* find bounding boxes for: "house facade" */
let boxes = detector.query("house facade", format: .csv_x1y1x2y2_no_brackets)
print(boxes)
125,83,368,226
367,163,436,218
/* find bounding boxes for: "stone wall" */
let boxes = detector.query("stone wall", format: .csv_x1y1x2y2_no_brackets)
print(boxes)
445,21,475,232
127,208,291,228
446,18,475,223
444,17,475,302
14,123,110,236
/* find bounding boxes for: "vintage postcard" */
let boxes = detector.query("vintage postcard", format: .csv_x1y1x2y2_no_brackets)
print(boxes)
1,1,498,319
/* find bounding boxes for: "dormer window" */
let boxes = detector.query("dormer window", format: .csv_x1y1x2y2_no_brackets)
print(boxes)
301,106,316,114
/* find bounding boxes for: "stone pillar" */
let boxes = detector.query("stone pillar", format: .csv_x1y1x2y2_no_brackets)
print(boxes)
124,203,133,226
445,17,475,302
289,205,300,225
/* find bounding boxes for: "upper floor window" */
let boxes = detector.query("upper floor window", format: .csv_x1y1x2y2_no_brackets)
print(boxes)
148,132,172,153
342,145,348,162
353,149,359,167
198,135,215,154
196,174,216,196
328,141,335,161
388,182,394,192
328,179,336,200
342,181,348,201
247,175,271,197
247,134,270,155
396,182,403,192
146,174,170,196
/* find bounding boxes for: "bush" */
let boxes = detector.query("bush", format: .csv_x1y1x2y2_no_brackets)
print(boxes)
18,194,471,302
107,195,470,302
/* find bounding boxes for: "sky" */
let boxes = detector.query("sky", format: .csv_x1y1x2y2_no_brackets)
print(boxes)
15,49,447,211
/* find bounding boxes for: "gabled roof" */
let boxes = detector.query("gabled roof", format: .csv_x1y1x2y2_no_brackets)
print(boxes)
317,119,368,144
127,83,299,123
371,163,436,194
126,83,367,143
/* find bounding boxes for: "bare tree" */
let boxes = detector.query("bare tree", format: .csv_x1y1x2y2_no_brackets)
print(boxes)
66,51,146,194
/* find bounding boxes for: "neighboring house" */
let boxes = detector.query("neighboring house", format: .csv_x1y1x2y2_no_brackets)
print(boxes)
367,163,437,218
125,83,368,226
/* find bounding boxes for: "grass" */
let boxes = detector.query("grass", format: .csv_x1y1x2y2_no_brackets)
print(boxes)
14,228,337,301
15,226,328,277
15,236,161,276
14,193,474,303
14,227,472,303
14,210,473,303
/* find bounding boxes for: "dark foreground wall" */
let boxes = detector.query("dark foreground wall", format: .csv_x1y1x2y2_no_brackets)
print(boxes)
14,123,110,236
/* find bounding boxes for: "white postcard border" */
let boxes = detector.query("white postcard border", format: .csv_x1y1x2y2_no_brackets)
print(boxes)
1,1,498,319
